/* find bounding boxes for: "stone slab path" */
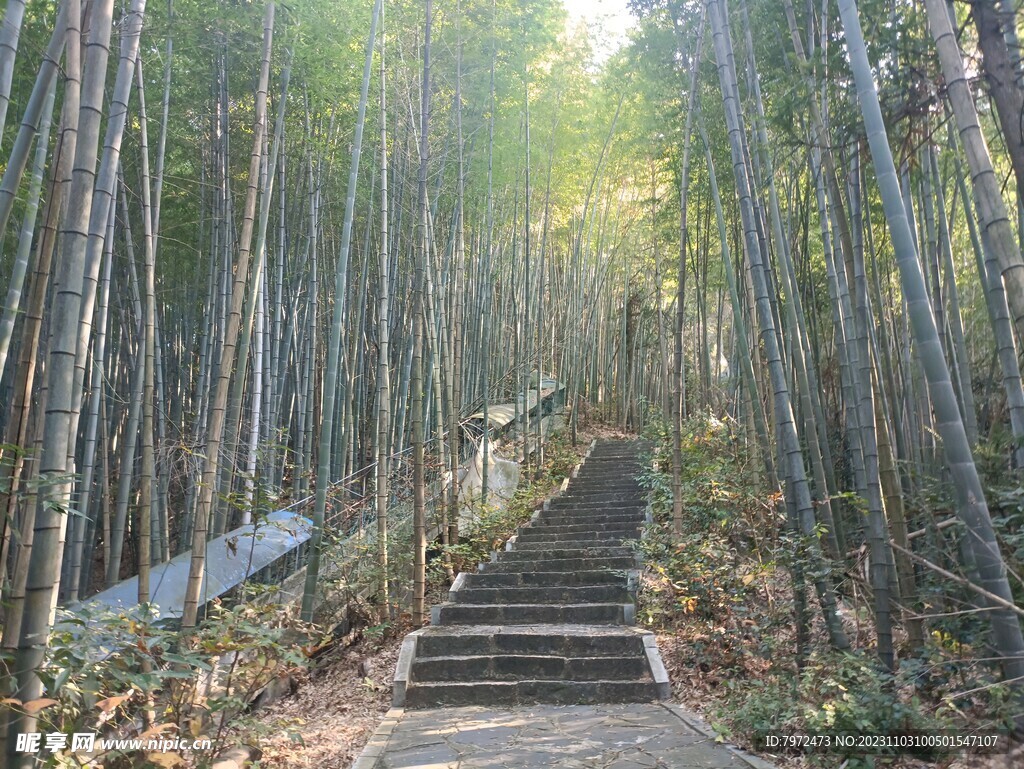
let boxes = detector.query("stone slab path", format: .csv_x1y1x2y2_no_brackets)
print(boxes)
392,439,666,709
352,703,773,769
351,440,773,768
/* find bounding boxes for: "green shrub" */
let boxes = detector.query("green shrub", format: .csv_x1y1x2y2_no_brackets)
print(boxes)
715,650,953,767
433,433,584,579
1,600,318,767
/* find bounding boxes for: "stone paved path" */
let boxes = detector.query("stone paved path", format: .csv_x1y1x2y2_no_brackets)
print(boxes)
394,440,665,709
352,440,773,768
353,703,773,769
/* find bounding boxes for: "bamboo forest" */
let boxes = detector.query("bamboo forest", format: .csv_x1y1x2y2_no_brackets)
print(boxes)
3,0,1024,766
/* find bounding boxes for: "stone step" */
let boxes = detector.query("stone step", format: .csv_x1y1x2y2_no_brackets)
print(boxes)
515,528,641,543
564,489,642,498
562,488,642,498
538,514,642,526
557,493,644,504
404,679,660,708
414,625,646,658
499,545,634,561
539,512,646,523
411,654,649,682
511,537,633,551
566,478,642,487
572,472,642,479
532,522,642,535
563,487,642,497
465,570,630,588
521,521,643,536
482,555,637,573
433,602,631,625
547,495,645,506
537,511,645,526
544,500,646,512
451,584,631,605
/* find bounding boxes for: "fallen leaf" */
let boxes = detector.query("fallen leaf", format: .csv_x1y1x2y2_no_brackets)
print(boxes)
22,698,59,714
139,723,177,741
95,693,132,713
145,751,186,767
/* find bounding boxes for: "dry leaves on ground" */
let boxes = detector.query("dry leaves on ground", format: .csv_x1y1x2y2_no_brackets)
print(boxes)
245,629,405,768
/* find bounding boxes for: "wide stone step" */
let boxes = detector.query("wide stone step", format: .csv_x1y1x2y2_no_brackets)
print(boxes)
411,654,649,683
557,495,643,507
466,570,630,588
564,488,642,498
542,510,645,523
433,602,630,625
451,584,631,604
573,469,642,477
542,504,646,513
404,679,660,708
522,521,643,536
537,511,646,526
483,554,637,572
562,489,642,499
578,469,642,475
569,471,642,480
414,625,647,658
499,545,633,561
515,528,640,543
546,497,646,509
511,537,633,551
567,478,642,488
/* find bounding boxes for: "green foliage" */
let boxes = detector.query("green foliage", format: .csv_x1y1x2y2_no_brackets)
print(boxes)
435,432,583,580
0,601,319,766
638,522,752,623
715,650,953,767
635,413,1009,767
643,412,780,549
636,413,778,633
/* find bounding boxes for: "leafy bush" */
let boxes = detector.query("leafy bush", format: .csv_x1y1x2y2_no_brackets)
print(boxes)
715,650,953,767
433,432,584,580
1,599,319,766
638,523,752,624
636,413,774,626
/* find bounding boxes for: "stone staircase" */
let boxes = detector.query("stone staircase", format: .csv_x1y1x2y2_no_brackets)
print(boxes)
392,439,670,708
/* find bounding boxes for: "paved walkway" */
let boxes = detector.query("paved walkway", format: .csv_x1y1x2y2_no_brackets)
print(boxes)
352,703,774,769
351,441,773,768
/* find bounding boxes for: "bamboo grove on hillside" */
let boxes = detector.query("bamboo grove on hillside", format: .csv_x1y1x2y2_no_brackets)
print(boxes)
1,0,1024,760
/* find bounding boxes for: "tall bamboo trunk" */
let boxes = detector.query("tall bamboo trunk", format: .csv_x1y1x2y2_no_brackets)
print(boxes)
412,0,432,627
839,0,1024,691
182,2,275,630
672,7,706,539
708,0,848,650
376,0,391,608
8,2,116,762
927,0,1024,345
300,0,380,621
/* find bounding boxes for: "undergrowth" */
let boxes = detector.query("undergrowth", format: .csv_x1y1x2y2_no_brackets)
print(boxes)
635,412,1014,768
1,598,321,767
432,431,584,584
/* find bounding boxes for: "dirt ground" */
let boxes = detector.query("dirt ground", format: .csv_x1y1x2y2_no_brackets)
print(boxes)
245,626,405,768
